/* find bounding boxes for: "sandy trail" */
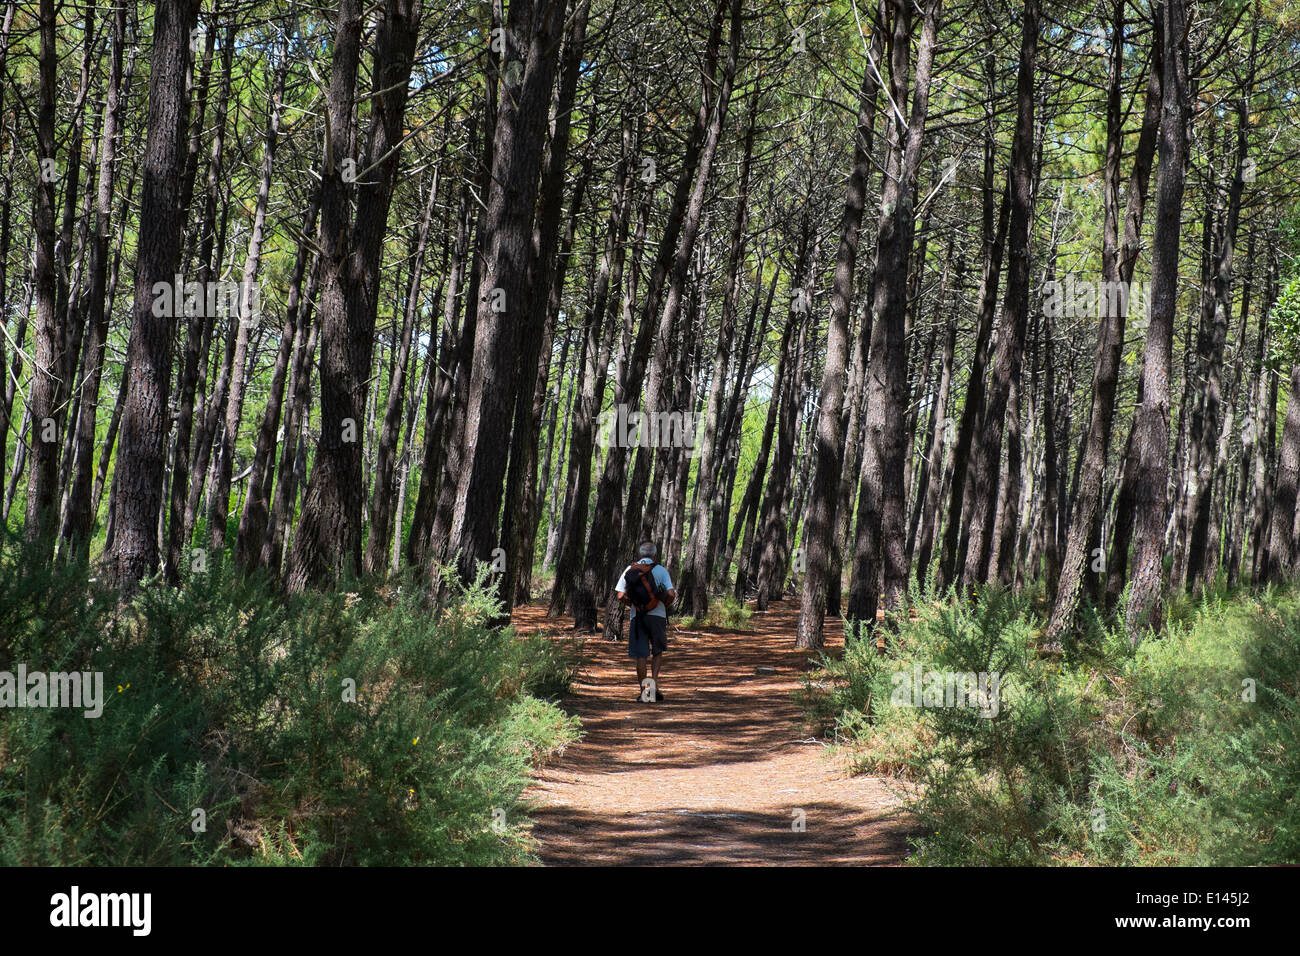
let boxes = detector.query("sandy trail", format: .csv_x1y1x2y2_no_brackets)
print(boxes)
513,601,915,866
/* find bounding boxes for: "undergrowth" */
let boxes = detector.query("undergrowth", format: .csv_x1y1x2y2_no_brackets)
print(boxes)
0,535,581,866
799,575,1300,866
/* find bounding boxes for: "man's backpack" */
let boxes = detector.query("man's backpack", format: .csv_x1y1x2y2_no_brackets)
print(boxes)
622,561,661,614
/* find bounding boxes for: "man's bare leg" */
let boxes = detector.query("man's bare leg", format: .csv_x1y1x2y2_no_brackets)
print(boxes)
651,653,662,681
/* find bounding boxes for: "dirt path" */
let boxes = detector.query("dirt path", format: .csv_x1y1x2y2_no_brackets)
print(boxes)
514,600,915,866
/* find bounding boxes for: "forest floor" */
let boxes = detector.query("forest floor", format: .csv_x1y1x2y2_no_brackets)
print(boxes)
513,599,918,866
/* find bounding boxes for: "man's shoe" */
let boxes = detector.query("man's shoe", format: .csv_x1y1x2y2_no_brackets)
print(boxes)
654,689,665,702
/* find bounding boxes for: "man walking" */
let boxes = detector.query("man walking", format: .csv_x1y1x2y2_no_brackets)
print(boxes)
615,541,676,703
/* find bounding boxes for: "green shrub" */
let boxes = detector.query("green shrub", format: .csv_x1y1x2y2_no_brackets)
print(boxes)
0,534,580,866
679,593,754,631
801,582,1300,866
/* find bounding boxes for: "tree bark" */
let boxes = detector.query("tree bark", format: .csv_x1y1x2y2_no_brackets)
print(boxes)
1126,0,1191,633
365,158,443,574
795,17,883,647
847,0,942,626
1046,4,1161,637
499,0,592,607
959,0,1039,590
547,141,634,617
288,0,423,589
209,58,288,557
61,0,130,560
1183,35,1254,591
679,90,760,619
235,190,320,570
107,0,201,588
449,0,566,591
24,0,63,555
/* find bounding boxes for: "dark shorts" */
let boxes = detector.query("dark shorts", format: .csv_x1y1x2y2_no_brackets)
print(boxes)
628,614,668,659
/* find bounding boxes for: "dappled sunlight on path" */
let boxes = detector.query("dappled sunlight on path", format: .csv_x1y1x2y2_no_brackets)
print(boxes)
514,600,916,866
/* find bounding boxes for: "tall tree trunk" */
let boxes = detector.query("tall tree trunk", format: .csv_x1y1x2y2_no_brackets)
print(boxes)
732,274,793,601
614,0,742,626
939,181,1010,588
547,142,634,617
169,23,236,579
499,0,592,607
1264,359,1300,583
288,0,423,589
717,263,777,585
1183,36,1254,591
365,157,442,574
449,0,565,592
1126,0,1191,633
62,0,130,560
756,260,812,611
914,245,960,582
235,192,320,570
0,1,16,471
680,90,761,618
959,0,1039,590
1223,233,1254,585
513,160,591,603
263,301,319,573
209,58,288,556
108,0,201,588
795,16,883,648
1246,245,1279,581
24,0,62,554
847,0,942,626
1046,4,1161,637
406,134,477,567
